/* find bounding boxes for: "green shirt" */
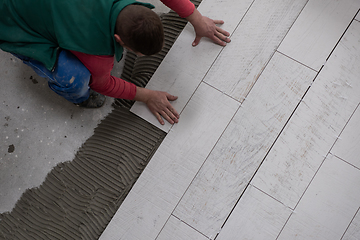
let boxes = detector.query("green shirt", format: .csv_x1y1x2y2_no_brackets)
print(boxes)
0,0,153,70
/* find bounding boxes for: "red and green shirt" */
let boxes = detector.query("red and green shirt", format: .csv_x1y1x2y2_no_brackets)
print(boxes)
0,0,195,100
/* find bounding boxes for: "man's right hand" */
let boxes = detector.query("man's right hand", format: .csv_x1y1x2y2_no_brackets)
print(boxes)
133,87,179,125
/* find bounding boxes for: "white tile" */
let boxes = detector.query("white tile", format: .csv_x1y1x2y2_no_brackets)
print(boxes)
278,155,360,240
172,52,316,237
278,0,360,71
331,105,360,169
204,0,308,101
130,0,254,131
252,20,360,208
216,185,292,240
157,216,208,240
99,83,239,240
357,11,360,21
342,208,360,240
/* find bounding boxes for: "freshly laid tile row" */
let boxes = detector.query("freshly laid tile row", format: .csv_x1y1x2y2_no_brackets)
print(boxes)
100,83,239,240
130,0,254,132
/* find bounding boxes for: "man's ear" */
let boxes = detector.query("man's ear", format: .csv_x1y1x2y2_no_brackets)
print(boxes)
114,34,125,46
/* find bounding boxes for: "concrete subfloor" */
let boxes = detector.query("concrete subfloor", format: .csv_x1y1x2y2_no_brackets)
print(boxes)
0,50,115,213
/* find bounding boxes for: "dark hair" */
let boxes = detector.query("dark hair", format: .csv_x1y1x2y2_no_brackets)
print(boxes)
115,5,164,55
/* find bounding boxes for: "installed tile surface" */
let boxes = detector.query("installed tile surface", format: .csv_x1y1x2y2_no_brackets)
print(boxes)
130,0,253,131
99,0,360,239
342,209,360,240
331,105,360,168
157,216,208,240
100,83,239,240
204,0,308,101
172,52,316,238
278,0,360,71
251,19,360,209
277,155,360,240
216,185,292,240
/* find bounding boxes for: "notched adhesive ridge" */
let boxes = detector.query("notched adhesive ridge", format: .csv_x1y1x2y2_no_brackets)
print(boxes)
0,107,166,240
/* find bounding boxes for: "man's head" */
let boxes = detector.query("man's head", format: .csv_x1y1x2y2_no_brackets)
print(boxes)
115,4,164,56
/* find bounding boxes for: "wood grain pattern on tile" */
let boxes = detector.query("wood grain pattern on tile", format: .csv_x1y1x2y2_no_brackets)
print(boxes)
278,0,360,71
204,0,308,101
173,52,316,238
252,20,360,209
100,83,239,240
278,155,360,240
130,0,254,132
216,185,292,240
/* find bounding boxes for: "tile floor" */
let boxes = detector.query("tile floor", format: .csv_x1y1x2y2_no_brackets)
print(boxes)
1,0,360,239
101,0,360,239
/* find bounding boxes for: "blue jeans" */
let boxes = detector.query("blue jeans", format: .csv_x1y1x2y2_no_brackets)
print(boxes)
13,50,91,104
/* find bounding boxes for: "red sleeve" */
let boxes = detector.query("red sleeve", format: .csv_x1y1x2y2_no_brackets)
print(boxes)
70,50,137,100
160,0,195,18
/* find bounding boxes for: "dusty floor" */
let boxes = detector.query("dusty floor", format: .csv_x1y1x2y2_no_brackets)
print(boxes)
0,50,115,213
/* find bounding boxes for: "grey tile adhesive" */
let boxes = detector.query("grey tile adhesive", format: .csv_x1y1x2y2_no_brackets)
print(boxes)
0,1,201,239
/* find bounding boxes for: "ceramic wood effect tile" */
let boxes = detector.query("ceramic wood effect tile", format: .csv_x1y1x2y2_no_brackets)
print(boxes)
215,186,292,240
251,20,360,209
331,105,360,169
277,155,360,240
278,0,360,71
342,208,360,240
99,83,239,240
130,0,254,132
172,52,316,238
157,216,208,240
203,0,308,101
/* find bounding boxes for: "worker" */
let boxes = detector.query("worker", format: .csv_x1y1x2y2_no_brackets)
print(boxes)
0,0,230,125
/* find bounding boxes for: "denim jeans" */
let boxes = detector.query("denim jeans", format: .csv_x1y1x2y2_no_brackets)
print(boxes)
13,50,91,104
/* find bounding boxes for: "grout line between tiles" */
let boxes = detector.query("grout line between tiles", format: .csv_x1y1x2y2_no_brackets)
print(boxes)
158,102,243,240
171,214,212,240
171,0,257,120
159,3,360,240
354,7,360,20
172,0,257,120
324,9,360,63
216,59,324,240
276,50,318,72
153,3,260,238
251,184,296,211
154,41,243,240
340,206,360,240
328,102,360,159
275,0,310,57
158,1,339,239
274,153,331,240
332,154,360,172
276,101,360,239
202,81,242,103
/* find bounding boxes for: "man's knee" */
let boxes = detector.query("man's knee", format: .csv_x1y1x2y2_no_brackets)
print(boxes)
53,50,91,89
